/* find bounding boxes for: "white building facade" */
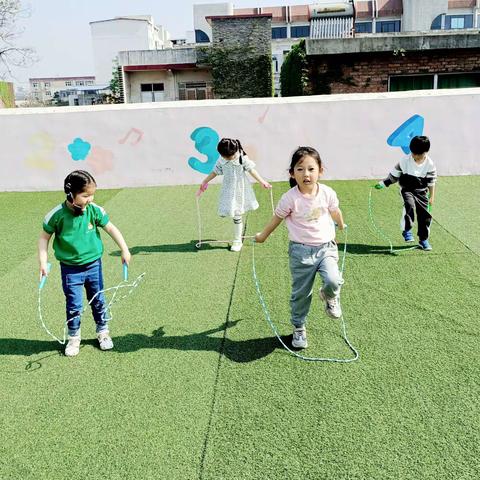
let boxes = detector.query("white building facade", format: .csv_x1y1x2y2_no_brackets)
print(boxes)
29,76,95,103
90,16,172,85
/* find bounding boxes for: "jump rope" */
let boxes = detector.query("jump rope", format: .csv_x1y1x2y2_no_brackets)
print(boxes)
195,184,359,363
368,186,433,254
38,262,145,344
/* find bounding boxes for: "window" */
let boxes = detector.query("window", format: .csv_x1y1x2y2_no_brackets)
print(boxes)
86,81,94,86
45,91,52,96
44,82,50,87
140,83,165,102
195,29,210,43
389,75,434,92
76,80,85,86
355,22,372,33
431,14,443,30
32,82,39,88
272,56,279,73
445,15,473,30
438,72,480,89
65,81,72,86
377,21,401,33
178,82,213,101
272,27,287,39
291,25,310,38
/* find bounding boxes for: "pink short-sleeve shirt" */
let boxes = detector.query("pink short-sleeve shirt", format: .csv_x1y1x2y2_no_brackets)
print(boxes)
275,183,339,245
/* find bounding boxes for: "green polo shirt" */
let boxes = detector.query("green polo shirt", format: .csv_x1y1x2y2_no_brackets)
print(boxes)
42,202,110,265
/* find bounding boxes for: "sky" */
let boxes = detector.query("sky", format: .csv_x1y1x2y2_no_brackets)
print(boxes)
7,0,310,89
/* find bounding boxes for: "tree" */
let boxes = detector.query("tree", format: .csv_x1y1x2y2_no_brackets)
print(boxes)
107,57,123,103
280,40,309,97
0,0,36,79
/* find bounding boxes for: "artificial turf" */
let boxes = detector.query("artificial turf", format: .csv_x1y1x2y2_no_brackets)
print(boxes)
0,177,478,479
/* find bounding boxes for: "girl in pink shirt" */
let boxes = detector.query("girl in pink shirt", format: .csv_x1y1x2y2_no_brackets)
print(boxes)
255,147,345,349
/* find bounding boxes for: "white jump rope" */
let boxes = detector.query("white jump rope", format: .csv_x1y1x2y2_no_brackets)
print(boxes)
38,262,145,345
196,185,359,363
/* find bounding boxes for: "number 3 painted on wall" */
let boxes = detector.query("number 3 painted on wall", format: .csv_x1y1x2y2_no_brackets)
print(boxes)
187,127,220,174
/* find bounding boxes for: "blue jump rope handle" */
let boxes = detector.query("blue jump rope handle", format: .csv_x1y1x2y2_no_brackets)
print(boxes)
39,262,52,290
123,262,128,281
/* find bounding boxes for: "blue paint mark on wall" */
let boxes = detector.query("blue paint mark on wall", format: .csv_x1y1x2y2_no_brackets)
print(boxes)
387,115,424,154
68,138,91,161
187,127,220,174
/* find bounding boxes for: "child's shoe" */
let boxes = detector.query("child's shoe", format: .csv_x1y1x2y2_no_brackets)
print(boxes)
402,230,414,242
65,336,81,357
97,331,114,350
292,327,308,349
418,239,432,251
319,289,342,318
230,240,243,252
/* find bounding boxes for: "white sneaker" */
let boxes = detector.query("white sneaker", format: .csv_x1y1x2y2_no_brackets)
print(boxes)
319,289,342,318
230,240,243,252
65,336,81,357
97,331,114,351
292,327,308,349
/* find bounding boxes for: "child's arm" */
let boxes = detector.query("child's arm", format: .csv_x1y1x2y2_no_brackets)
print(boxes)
428,185,435,204
199,172,217,192
330,209,346,230
255,215,283,243
38,231,52,280
248,169,272,189
103,222,131,265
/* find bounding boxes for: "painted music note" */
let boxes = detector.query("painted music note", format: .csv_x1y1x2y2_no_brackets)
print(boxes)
258,106,270,124
118,128,144,145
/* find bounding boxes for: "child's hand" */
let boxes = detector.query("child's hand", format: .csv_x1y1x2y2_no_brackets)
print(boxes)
374,182,384,190
196,183,208,197
39,263,49,281
255,232,267,243
121,249,131,266
261,181,272,189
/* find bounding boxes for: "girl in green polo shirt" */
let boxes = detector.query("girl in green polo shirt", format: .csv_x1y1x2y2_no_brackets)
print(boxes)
38,170,131,357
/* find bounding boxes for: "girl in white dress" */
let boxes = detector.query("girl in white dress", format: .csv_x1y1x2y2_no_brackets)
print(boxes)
198,138,271,252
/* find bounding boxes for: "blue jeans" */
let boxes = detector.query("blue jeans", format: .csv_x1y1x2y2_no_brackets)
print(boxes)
60,259,108,336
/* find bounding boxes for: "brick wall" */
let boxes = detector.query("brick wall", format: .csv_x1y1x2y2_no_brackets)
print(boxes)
308,48,480,94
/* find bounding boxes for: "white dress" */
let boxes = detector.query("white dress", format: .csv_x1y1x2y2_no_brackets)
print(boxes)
214,154,259,217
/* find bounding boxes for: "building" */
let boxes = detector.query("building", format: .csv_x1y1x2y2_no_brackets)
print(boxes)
90,16,172,85
306,0,480,94
29,76,95,103
56,85,111,106
118,47,213,103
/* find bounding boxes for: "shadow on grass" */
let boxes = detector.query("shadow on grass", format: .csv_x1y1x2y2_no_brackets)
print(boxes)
0,321,289,366
338,242,418,255
109,240,229,256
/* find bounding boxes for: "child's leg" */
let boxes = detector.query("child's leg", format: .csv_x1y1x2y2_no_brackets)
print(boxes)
60,264,85,337
415,191,432,241
400,190,416,233
233,215,243,242
84,259,108,334
317,242,343,299
289,243,317,328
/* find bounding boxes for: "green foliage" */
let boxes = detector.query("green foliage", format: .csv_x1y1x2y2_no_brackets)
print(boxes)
108,57,123,104
200,44,273,98
280,39,309,97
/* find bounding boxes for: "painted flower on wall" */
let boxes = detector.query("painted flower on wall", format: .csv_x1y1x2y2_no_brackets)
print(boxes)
68,138,91,161
87,146,114,174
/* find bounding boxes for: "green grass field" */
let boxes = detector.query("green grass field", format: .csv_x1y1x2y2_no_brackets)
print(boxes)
1,177,479,480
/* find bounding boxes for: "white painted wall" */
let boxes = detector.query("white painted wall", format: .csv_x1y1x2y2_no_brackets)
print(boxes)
1,89,479,192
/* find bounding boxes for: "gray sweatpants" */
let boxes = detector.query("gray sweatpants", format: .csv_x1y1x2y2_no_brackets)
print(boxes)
289,241,343,328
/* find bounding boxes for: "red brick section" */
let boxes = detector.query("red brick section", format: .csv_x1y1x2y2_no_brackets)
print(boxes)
308,48,480,94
